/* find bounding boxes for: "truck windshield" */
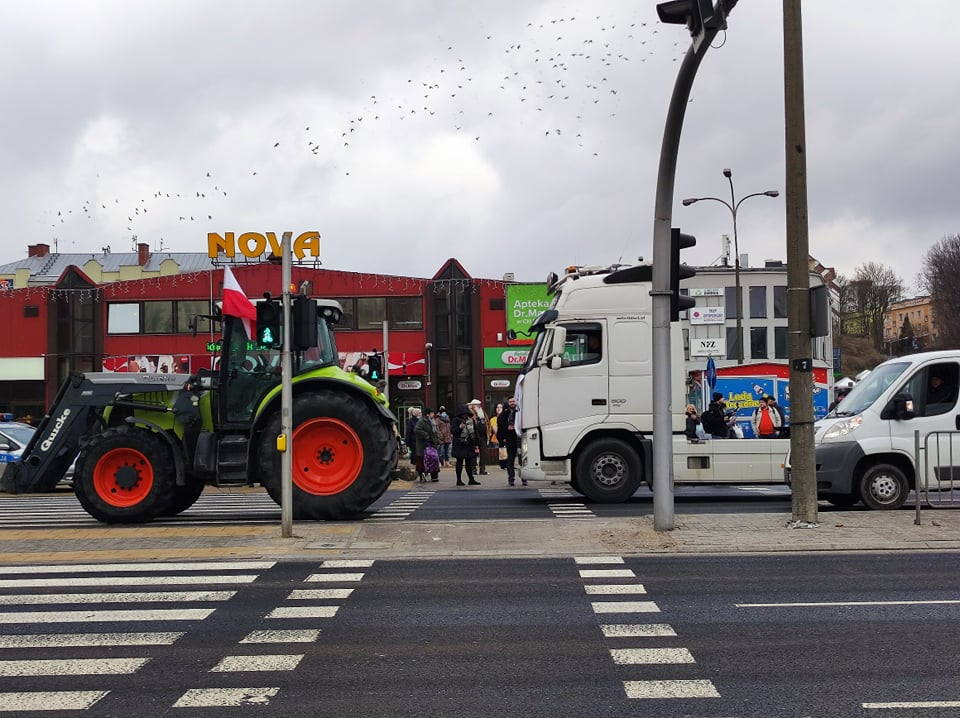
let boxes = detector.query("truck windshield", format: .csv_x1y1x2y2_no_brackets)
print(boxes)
832,361,909,416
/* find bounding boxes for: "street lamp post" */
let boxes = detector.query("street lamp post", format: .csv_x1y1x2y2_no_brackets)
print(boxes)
682,168,779,365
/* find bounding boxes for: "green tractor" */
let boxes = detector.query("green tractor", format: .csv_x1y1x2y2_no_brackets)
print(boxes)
1,299,399,523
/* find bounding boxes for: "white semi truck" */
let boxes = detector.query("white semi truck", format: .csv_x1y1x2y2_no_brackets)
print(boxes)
516,263,786,502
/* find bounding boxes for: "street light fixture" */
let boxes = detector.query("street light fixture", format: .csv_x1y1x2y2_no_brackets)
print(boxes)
682,169,779,364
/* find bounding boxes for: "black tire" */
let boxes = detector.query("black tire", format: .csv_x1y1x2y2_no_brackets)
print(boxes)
574,438,642,503
256,390,397,520
158,480,206,517
858,463,909,510
74,426,176,524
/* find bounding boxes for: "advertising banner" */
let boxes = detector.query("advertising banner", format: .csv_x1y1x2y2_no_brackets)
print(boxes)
483,347,530,369
505,284,551,344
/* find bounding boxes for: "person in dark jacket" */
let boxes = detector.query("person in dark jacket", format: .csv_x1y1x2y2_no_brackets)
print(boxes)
684,403,700,440
404,407,421,478
451,405,482,486
702,392,730,439
497,395,524,486
414,407,441,482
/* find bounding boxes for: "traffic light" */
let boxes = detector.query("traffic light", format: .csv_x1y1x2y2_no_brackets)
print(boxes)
670,227,697,322
256,299,282,348
367,353,383,382
656,0,715,40
292,296,318,350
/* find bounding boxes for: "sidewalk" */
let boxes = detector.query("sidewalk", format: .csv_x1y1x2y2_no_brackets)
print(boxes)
1,467,959,564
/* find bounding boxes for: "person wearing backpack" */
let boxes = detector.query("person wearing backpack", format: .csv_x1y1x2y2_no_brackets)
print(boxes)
452,405,482,486
703,392,731,439
751,396,782,439
414,408,441,482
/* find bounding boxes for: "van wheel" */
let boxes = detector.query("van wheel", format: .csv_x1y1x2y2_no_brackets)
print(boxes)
859,464,909,510
575,438,641,503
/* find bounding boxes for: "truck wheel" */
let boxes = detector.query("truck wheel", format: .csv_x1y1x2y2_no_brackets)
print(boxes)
859,463,909,510
158,481,206,517
74,426,176,524
575,438,641,503
256,390,397,520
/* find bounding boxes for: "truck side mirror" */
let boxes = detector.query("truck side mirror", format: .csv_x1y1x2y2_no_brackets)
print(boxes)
881,393,915,421
506,329,517,341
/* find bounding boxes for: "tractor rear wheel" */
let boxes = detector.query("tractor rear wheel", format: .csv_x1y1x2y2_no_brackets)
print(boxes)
74,426,176,524
256,390,397,520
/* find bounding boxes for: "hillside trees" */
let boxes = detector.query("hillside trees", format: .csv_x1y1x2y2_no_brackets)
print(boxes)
919,233,960,349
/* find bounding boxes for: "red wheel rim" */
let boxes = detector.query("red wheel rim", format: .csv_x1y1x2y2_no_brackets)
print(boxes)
92,447,154,507
292,418,364,495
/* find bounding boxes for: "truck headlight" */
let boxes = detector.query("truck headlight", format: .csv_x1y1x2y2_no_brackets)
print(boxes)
822,414,863,440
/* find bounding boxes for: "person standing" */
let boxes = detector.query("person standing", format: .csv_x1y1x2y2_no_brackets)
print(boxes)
452,405,482,486
404,407,421,478
751,396,781,439
767,395,787,437
414,407,441,482
468,399,489,475
702,392,730,439
436,406,453,468
684,404,700,440
497,396,524,486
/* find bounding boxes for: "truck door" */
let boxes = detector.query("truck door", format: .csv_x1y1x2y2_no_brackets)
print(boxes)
889,360,960,493
537,321,608,441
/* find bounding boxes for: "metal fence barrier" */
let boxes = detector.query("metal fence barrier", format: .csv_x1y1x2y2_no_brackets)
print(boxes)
915,429,960,524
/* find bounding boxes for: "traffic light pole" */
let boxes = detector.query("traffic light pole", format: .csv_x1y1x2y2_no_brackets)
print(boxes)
651,4,734,531
280,232,293,538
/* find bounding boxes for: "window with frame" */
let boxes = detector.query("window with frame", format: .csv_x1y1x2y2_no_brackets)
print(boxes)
356,297,385,330
773,285,788,319
726,327,739,360
176,300,212,334
560,324,603,366
749,286,767,319
724,286,738,319
750,327,768,359
387,296,423,330
774,326,788,359
331,298,355,330
107,303,140,334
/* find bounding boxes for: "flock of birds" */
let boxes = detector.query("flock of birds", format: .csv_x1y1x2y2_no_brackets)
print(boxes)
38,9,693,254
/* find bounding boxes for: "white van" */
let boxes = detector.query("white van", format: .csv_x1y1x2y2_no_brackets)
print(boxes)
785,350,960,509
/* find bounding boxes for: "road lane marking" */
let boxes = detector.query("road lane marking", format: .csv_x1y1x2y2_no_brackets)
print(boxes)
585,584,647,594
210,655,304,672
240,630,320,644
623,679,720,699
0,658,149,676
0,632,183,648
0,591,235,605
0,561,274,574
286,589,353,600
173,687,279,707
575,557,625,564
591,601,660,614
0,608,215,623
610,647,695,664
579,569,636,579
601,624,677,638
0,691,109,711
0,575,259,589
863,701,960,709
737,600,960,608
266,606,338,619
305,573,365,582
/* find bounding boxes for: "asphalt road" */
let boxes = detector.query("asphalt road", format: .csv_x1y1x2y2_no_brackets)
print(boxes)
0,483,793,529
2,553,959,717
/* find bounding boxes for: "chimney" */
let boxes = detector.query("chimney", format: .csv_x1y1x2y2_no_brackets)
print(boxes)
137,242,149,266
28,243,50,258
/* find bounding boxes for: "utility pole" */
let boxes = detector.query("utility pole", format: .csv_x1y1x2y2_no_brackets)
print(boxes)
783,0,817,525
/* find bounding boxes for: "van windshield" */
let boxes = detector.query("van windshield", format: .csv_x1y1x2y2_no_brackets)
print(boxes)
832,361,909,416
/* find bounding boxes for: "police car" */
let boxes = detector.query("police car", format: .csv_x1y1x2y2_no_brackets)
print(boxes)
0,419,74,486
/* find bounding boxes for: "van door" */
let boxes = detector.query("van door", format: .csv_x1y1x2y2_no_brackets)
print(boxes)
888,360,960,494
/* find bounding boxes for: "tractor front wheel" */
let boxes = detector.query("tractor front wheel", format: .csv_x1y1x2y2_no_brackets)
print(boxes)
74,426,176,524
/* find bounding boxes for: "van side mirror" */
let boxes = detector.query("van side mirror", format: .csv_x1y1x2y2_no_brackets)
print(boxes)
881,393,915,421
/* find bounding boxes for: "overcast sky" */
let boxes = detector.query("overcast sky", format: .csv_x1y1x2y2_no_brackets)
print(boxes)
2,1,956,294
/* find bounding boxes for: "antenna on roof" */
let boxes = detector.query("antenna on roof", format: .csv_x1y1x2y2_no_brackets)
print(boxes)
130,234,138,251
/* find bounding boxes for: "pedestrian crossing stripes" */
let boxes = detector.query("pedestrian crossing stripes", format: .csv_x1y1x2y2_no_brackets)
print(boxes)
0,559,277,712
365,490,435,521
539,488,596,519
573,556,720,701
172,557,374,709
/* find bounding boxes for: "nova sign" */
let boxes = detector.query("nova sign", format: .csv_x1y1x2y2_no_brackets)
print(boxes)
207,231,321,260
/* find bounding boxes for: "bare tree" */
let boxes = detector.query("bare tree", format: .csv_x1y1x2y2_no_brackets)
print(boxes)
919,234,960,349
849,262,904,351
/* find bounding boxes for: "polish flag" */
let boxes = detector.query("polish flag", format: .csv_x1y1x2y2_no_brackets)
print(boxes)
222,265,257,339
